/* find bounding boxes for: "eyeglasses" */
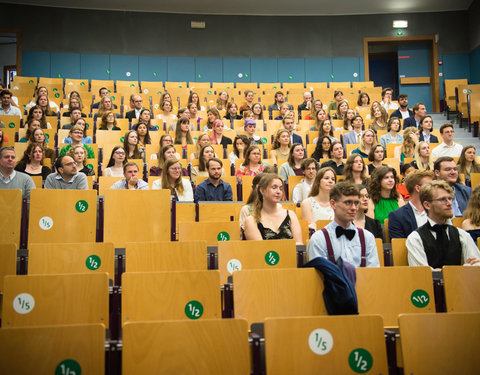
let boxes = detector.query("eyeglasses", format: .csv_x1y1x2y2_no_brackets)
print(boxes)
114,151,125,155
338,200,361,207
169,167,182,171
429,196,455,204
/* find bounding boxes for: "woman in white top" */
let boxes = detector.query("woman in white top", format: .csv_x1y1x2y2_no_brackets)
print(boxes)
301,166,336,230
26,86,60,112
103,146,126,177
191,145,223,183
152,158,193,201
156,100,177,122
229,135,251,165
292,158,319,203
190,132,211,162
270,128,291,166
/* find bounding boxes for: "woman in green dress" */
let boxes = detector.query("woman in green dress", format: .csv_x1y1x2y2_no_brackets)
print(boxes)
367,165,405,224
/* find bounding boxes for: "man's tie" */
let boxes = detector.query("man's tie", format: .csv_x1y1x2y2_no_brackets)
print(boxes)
336,226,356,241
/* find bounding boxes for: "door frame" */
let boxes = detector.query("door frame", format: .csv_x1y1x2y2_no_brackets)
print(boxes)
363,35,440,112
0,28,22,77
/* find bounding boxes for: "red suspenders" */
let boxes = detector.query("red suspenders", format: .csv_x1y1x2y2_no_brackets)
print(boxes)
321,227,366,267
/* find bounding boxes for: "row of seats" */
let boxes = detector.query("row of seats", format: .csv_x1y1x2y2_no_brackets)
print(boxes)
3,312,477,373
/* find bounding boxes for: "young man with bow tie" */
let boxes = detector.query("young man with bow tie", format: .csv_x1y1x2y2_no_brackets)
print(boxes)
406,180,480,269
307,182,380,267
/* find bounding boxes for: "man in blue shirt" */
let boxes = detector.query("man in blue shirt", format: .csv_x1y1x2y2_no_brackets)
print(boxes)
194,158,233,202
307,182,380,267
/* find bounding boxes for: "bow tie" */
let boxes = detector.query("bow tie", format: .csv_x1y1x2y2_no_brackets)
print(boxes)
336,226,356,241
429,223,449,233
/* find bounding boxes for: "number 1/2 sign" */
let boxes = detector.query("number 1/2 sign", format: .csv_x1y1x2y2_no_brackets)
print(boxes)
184,300,204,320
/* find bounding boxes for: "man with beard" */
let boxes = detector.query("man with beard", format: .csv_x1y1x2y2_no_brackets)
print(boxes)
194,158,232,202
390,94,413,120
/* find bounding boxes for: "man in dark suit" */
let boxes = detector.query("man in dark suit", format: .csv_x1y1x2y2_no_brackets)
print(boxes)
282,114,303,145
125,94,143,120
403,102,426,129
434,156,471,216
268,91,293,119
389,170,434,239
390,94,413,120
297,91,312,119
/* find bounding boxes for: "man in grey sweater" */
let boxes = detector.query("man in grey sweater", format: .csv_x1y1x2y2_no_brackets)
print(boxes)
0,147,35,198
44,155,88,190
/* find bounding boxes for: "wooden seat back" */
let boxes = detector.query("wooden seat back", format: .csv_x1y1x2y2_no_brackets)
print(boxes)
179,221,241,246
356,266,434,327
0,190,22,245
2,273,109,327
28,189,97,245
122,270,221,324
264,315,388,374
122,319,250,374
443,266,480,312
125,241,207,272
399,312,480,374
233,268,326,327
391,238,408,266
218,239,297,282
0,324,105,374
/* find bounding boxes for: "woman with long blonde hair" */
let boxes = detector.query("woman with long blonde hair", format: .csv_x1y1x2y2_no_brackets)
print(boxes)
411,141,434,170
394,126,419,163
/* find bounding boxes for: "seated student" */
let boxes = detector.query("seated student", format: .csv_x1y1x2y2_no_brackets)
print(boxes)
152,158,192,200
44,155,88,190
406,180,480,268
380,87,399,111
342,154,369,185
251,102,266,125
191,145,224,184
135,122,152,149
462,185,480,243
59,125,95,159
243,118,264,146
396,163,416,200
189,132,211,163
203,108,223,131
62,95,87,118
123,130,144,161
343,115,364,150
174,117,195,149
311,136,332,161
35,94,58,117
215,90,229,111
379,116,403,149
0,147,35,198
244,173,303,243
297,91,313,114
0,89,22,118
390,94,413,120
309,107,327,131
270,128,291,166
103,146,127,177
306,100,324,122
393,126,419,163
239,90,254,114
61,108,84,129
92,87,118,109
418,115,438,143
457,145,480,183
26,105,52,129
307,181,380,267
14,142,51,180
267,91,293,119
292,158,318,203
131,109,157,131
354,185,383,240
224,102,243,124
125,94,143,120
19,118,41,143
235,145,268,182
30,128,55,160
25,86,59,113
110,162,148,190
431,123,464,158
403,102,426,129
367,166,405,224
410,141,434,171
156,100,177,122
210,119,232,149
194,158,233,202
388,170,435,239
229,135,250,165
282,113,303,145
63,118,92,144
367,144,387,176
434,156,471,216
351,129,377,159
150,145,188,177
279,143,305,182
312,118,338,144
68,144,96,179
301,167,336,230
321,141,345,175
98,111,121,131
327,90,344,112
96,96,118,119
188,91,205,112
355,92,371,113
274,103,290,120
331,100,349,121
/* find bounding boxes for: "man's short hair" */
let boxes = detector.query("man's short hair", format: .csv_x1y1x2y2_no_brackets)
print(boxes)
404,170,435,195
433,156,455,172
206,157,223,169
412,103,425,112
439,123,454,134
99,87,108,95
334,90,343,98
0,146,14,158
123,162,138,173
301,158,319,171
398,94,408,100
419,180,454,207
0,89,12,98
275,91,284,99
54,155,68,170
381,88,393,98
282,112,295,123
70,108,81,114
243,90,253,97
330,181,360,201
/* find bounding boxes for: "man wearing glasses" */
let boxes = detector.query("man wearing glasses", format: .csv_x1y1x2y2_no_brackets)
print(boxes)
44,156,88,189
406,180,480,268
307,182,380,267
125,95,143,120
433,156,471,216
